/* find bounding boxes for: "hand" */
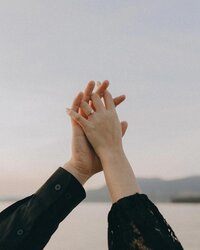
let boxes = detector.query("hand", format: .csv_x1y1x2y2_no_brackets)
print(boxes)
67,85,141,202
67,87,125,163
64,80,128,185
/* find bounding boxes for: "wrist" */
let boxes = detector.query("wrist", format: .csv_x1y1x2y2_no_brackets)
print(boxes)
62,161,90,186
100,152,141,203
100,146,126,166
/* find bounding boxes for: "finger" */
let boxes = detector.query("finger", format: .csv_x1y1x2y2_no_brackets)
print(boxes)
66,108,89,128
80,101,95,117
82,80,102,113
121,121,128,137
83,80,95,103
80,81,95,118
89,99,96,111
68,92,83,128
113,95,126,107
71,92,84,112
91,93,105,112
103,90,115,110
95,80,109,97
90,93,125,111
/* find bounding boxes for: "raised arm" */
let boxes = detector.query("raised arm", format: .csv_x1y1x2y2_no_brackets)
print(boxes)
67,88,184,250
0,80,127,250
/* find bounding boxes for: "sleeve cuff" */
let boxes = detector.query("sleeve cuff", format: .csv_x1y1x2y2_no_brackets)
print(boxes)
30,166,86,221
0,167,86,249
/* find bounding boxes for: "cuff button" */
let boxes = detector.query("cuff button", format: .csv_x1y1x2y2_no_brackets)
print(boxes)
55,184,62,191
17,229,24,236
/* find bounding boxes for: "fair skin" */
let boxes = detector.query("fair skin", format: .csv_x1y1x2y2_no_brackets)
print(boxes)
66,81,141,203
63,80,128,185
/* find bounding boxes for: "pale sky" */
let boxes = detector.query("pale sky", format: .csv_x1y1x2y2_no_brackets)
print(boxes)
0,1,200,196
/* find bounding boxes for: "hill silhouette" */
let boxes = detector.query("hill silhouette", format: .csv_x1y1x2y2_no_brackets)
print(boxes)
85,176,200,202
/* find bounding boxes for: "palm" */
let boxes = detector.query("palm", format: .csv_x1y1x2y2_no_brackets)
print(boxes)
71,120,102,176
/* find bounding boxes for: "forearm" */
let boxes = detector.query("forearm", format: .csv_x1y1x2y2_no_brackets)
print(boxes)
101,149,141,203
0,167,86,249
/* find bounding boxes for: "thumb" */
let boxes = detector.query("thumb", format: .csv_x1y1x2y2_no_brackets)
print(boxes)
121,121,128,137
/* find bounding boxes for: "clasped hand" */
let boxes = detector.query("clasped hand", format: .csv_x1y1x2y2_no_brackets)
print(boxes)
63,80,128,185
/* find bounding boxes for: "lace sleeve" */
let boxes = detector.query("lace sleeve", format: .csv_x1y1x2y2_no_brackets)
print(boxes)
108,193,184,250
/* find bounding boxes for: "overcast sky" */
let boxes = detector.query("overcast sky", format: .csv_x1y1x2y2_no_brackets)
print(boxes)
0,1,200,195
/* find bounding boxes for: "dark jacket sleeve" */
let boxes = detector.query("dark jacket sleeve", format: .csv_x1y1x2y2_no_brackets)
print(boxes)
0,167,86,250
108,193,184,250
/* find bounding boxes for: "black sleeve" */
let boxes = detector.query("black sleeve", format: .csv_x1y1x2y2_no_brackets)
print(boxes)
0,167,86,250
107,193,184,250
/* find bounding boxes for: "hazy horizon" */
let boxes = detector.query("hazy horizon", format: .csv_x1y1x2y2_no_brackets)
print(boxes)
0,1,200,196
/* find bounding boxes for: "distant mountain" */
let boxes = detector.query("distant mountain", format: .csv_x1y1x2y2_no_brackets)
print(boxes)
85,176,200,203
1,176,200,203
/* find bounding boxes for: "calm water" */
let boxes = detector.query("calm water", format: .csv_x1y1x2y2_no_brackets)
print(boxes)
1,201,200,250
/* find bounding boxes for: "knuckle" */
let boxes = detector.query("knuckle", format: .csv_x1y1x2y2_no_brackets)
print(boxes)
92,93,98,100
81,101,88,109
75,114,81,121
84,94,90,101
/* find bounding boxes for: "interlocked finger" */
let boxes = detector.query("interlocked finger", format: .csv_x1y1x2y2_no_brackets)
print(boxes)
103,90,115,110
91,93,105,111
80,101,95,117
95,80,109,97
83,81,95,103
71,92,83,112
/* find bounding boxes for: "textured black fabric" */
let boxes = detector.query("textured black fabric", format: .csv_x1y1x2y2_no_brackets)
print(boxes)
0,169,184,250
108,193,184,250
0,167,86,250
